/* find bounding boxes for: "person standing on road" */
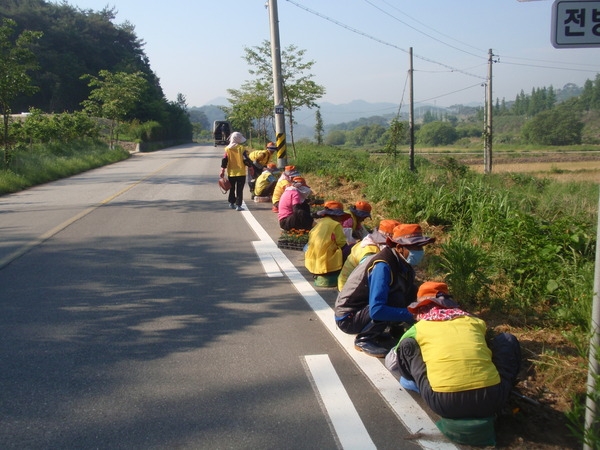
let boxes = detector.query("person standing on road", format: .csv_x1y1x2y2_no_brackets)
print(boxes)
220,131,251,211
334,223,435,358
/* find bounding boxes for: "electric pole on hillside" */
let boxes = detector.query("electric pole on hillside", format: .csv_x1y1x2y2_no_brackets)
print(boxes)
408,47,415,172
484,48,493,174
267,0,287,168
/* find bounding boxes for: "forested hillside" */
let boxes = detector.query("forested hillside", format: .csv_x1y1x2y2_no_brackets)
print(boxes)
0,0,191,142
311,78,600,147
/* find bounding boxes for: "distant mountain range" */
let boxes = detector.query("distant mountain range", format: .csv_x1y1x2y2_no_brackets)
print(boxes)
192,82,584,140
190,98,478,140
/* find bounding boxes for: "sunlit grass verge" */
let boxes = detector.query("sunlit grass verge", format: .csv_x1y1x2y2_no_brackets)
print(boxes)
0,139,130,196
289,143,599,330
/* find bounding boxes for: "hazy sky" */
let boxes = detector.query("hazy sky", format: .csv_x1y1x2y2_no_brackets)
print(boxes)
61,0,599,112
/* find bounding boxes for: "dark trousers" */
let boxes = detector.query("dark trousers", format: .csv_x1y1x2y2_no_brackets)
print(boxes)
228,175,246,207
279,202,313,231
248,164,263,195
336,307,405,343
396,332,521,419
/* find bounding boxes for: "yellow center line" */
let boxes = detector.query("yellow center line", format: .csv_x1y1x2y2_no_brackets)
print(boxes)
0,160,175,270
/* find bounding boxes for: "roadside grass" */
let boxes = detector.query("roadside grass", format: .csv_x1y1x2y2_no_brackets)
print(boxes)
0,139,130,196
295,144,598,320
278,143,593,317
294,142,599,447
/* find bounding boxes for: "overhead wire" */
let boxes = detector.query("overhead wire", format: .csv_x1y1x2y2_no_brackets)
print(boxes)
396,72,409,117
495,59,600,74
283,0,599,124
416,82,485,105
362,0,486,59
367,0,600,75
284,0,486,82
499,54,600,69
285,0,599,105
375,0,488,55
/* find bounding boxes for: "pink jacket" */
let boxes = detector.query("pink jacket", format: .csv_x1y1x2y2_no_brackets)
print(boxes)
278,188,302,221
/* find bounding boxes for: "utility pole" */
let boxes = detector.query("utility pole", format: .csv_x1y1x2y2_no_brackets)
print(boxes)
484,48,493,174
267,0,287,168
408,47,415,172
585,192,600,450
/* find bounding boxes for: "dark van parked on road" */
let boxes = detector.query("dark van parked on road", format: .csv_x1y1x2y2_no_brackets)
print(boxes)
212,121,231,146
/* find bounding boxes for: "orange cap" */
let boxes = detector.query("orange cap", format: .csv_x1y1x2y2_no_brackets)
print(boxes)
292,176,307,186
390,224,435,247
417,281,449,301
407,281,458,313
378,219,401,236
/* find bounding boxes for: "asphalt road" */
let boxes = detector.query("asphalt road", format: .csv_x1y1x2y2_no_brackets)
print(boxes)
0,143,458,450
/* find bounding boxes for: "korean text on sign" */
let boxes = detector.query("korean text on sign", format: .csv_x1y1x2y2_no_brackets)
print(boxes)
552,0,600,48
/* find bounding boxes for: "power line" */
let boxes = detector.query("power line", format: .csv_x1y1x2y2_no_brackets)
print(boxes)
415,82,484,104
416,63,488,74
500,54,600,69
498,59,600,74
368,0,599,75
362,0,486,59
284,0,486,81
375,0,488,55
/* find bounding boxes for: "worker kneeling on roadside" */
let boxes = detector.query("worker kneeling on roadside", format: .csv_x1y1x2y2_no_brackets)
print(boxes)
254,163,278,199
278,177,313,232
334,223,435,358
385,281,521,446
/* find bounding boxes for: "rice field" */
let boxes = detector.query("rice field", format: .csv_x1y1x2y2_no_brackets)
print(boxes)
468,160,600,183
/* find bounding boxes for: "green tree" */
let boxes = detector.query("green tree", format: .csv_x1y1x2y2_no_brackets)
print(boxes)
11,108,99,146
350,125,370,146
422,110,437,124
521,104,584,145
417,121,458,146
383,118,404,158
0,18,42,167
512,89,529,115
242,40,326,155
188,108,210,131
1,2,193,145
1,3,152,113
176,93,188,111
580,78,595,111
325,130,346,146
224,79,273,142
314,108,324,145
80,70,146,147
580,74,600,111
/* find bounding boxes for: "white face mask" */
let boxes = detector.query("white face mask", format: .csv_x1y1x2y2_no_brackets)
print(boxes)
406,249,425,266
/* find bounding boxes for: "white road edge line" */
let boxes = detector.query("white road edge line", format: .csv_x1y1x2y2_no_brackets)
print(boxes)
304,354,376,450
241,205,458,450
